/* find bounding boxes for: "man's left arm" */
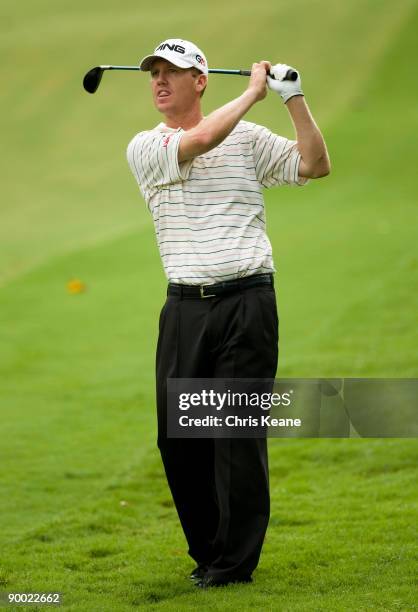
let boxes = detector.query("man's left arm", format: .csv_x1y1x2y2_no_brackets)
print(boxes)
267,64,330,179
286,96,331,179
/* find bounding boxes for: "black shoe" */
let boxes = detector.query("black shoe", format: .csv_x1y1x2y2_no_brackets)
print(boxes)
189,565,208,581
196,574,253,588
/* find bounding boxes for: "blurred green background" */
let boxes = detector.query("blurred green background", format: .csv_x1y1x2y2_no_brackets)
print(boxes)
1,0,417,609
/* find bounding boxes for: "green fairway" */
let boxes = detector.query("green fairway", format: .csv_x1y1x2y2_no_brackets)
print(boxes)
1,0,417,610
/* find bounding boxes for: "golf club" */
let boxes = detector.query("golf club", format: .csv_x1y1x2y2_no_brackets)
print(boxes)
83,65,298,94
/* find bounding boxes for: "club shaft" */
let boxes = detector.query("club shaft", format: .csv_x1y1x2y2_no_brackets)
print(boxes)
102,65,140,71
98,66,260,76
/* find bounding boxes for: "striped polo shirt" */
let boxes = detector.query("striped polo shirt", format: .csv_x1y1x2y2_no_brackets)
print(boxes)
127,120,308,285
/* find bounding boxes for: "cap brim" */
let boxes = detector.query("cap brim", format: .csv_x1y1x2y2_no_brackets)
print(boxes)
139,53,193,71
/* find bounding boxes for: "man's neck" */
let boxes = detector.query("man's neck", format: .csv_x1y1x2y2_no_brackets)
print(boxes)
163,106,204,131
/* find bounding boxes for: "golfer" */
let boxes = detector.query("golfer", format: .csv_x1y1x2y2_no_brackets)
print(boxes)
127,38,330,588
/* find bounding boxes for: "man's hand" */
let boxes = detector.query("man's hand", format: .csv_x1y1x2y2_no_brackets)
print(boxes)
247,61,271,103
267,64,303,103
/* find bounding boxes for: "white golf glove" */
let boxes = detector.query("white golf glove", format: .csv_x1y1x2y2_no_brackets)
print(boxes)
267,64,303,103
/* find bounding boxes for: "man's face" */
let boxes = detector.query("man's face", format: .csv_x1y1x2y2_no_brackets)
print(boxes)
150,59,205,115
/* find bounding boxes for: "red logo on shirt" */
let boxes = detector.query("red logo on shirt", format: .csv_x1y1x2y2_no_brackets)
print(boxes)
162,134,173,147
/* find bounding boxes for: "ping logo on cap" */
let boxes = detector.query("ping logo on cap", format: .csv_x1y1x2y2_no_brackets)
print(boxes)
140,39,208,75
156,43,185,54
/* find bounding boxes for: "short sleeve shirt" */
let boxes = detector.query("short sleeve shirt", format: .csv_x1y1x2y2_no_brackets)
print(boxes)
127,120,308,285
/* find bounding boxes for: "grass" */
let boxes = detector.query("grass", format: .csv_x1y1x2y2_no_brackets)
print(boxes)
1,439,417,610
1,0,418,609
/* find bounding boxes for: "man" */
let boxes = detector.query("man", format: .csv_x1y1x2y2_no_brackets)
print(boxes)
127,38,330,588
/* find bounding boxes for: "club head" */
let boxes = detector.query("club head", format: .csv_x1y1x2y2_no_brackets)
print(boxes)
83,67,105,94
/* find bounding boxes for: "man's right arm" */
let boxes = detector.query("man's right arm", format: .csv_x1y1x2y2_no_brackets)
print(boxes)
178,62,270,163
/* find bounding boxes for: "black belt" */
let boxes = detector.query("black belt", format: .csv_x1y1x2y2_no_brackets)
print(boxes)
168,273,274,299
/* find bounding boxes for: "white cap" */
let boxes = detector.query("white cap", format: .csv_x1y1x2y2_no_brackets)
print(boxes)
139,39,208,75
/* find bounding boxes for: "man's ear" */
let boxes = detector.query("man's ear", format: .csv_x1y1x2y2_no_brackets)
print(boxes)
196,74,207,95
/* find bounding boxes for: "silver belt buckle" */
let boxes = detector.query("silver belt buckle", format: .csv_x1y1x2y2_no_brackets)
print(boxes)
200,284,216,298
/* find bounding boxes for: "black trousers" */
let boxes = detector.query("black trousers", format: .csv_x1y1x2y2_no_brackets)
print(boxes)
156,281,279,579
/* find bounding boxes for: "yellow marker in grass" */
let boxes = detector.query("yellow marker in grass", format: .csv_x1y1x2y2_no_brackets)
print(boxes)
67,279,86,294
